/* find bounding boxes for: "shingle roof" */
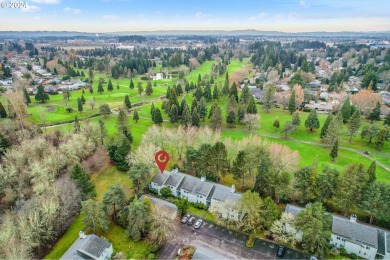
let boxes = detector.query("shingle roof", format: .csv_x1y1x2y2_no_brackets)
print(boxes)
140,194,177,217
165,172,184,188
82,235,111,258
192,247,225,260
194,181,214,197
285,204,304,218
332,215,378,248
60,235,111,260
211,185,240,203
151,171,169,186
386,232,390,253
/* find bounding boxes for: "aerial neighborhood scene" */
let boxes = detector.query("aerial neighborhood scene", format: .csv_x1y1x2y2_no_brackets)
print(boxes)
1,0,390,259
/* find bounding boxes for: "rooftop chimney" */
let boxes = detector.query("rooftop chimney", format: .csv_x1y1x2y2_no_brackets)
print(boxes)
79,231,86,239
200,176,206,182
230,184,235,193
350,214,357,222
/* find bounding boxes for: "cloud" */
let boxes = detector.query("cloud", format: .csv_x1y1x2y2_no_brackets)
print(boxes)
249,12,268,21
195,12,211,18
102,15,119,21
299,0,310,9
21,5,40,12
63,7,81,15
30,0,60,4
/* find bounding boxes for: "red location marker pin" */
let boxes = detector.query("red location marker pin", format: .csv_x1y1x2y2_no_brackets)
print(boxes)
155,151,170,173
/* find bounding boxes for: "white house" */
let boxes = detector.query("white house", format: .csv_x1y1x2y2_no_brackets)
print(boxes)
285,204,390,260
150,169,243,221
60,232,113,260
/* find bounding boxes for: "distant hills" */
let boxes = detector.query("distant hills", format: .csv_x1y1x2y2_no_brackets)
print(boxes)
0,30,390,38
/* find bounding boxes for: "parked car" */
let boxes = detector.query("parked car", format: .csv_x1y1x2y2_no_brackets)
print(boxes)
181,214,190,224
194,219,203,229
187,216,195,226
276,245,285,257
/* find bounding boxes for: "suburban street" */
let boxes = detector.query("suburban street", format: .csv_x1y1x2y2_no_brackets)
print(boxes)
158,220,306,260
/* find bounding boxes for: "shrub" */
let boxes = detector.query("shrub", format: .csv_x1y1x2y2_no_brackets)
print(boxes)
81,146,108,173
339,247,347,256
149,188,158,195
147,253,155,260
148,243,159,253
66,107,74,113
160,187,173,198
350,253,358,259
246,234,255,248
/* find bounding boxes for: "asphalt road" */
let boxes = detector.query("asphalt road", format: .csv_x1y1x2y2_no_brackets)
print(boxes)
158,220,306,260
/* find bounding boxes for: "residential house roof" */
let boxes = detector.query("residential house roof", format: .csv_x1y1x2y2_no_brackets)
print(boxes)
386,233,390,253
192,247,226,260
140,194,177,217
60,234,111,260
151,170,241,203
284,204,303,218
332,215,378,248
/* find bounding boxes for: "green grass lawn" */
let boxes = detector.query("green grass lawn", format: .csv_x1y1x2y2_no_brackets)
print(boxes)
188,205,216,222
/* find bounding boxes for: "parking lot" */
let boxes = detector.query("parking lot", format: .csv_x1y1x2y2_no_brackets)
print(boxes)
158,218,306,259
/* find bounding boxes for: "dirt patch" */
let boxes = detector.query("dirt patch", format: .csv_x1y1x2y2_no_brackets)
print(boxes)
47,106,55,112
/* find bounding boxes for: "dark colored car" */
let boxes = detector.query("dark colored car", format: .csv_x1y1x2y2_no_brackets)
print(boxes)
187,216,196,225
194,219,203,229
277,245,285,257
181,214,190,224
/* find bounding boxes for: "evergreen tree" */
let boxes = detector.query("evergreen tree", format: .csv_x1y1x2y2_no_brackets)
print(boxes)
361,125,379,143
262,85,275,113
320,113,333,139
179,98,188,116
102,184,126,222
128,163,149,194
304,109,320,131
367,161,376,184
226,110,236,126
70,164,96,200
237,104,246,122
0,133,10,156
89,85,94,94
191,107,200,127
288,90,296,114
126,197,150,241
108,136,131,171
99,104,112,118
88,67,94,83
240,85,251,105
150,102,155,117
181,106,192,128
229,82,238,102
212,84,219,100
167,88,179,113
191,98,198,113
295,203,332,257
292,111,301,126
198,74,201,83
198,97,208,121
222,78,229,95
211,106,223,131
384,113,390,126
74,115,81,133
208,100,218,119
340,96,351,123
175,83,182,96
77,97,83,112
375,127,388,151
145,81,153,96
81,199,109,234
246,96,257,114
124,95,132,109
227,95,238,113
169,104,179,123
347,111,361,142
203,84,212,102
194,86,203,101
117,109,132,143
0,101,7,118
107,79,113,91
329,139,338,161
232,150,246,186
35,85,49,103
273,119,280,131
261,197,280,229
97,82,104,94
80,95,86,104
22,88,31,105
325,112,343,144
116,82,120,90
152,108,163,126
98,119,106,145
129,79,134,89
368,102,381,123
131,109,139,123
137,81,143,95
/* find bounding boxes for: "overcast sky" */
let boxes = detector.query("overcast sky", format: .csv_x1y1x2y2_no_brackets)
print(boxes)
1,0,389,32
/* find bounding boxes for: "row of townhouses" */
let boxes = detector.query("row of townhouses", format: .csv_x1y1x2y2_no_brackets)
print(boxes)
149,169,243,221
285,204,390,260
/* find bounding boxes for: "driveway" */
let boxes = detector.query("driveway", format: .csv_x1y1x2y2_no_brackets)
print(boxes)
158,220,306,260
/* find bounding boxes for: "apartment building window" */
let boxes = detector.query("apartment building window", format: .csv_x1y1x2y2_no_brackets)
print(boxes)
366,246,370,250
337,237,340,240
